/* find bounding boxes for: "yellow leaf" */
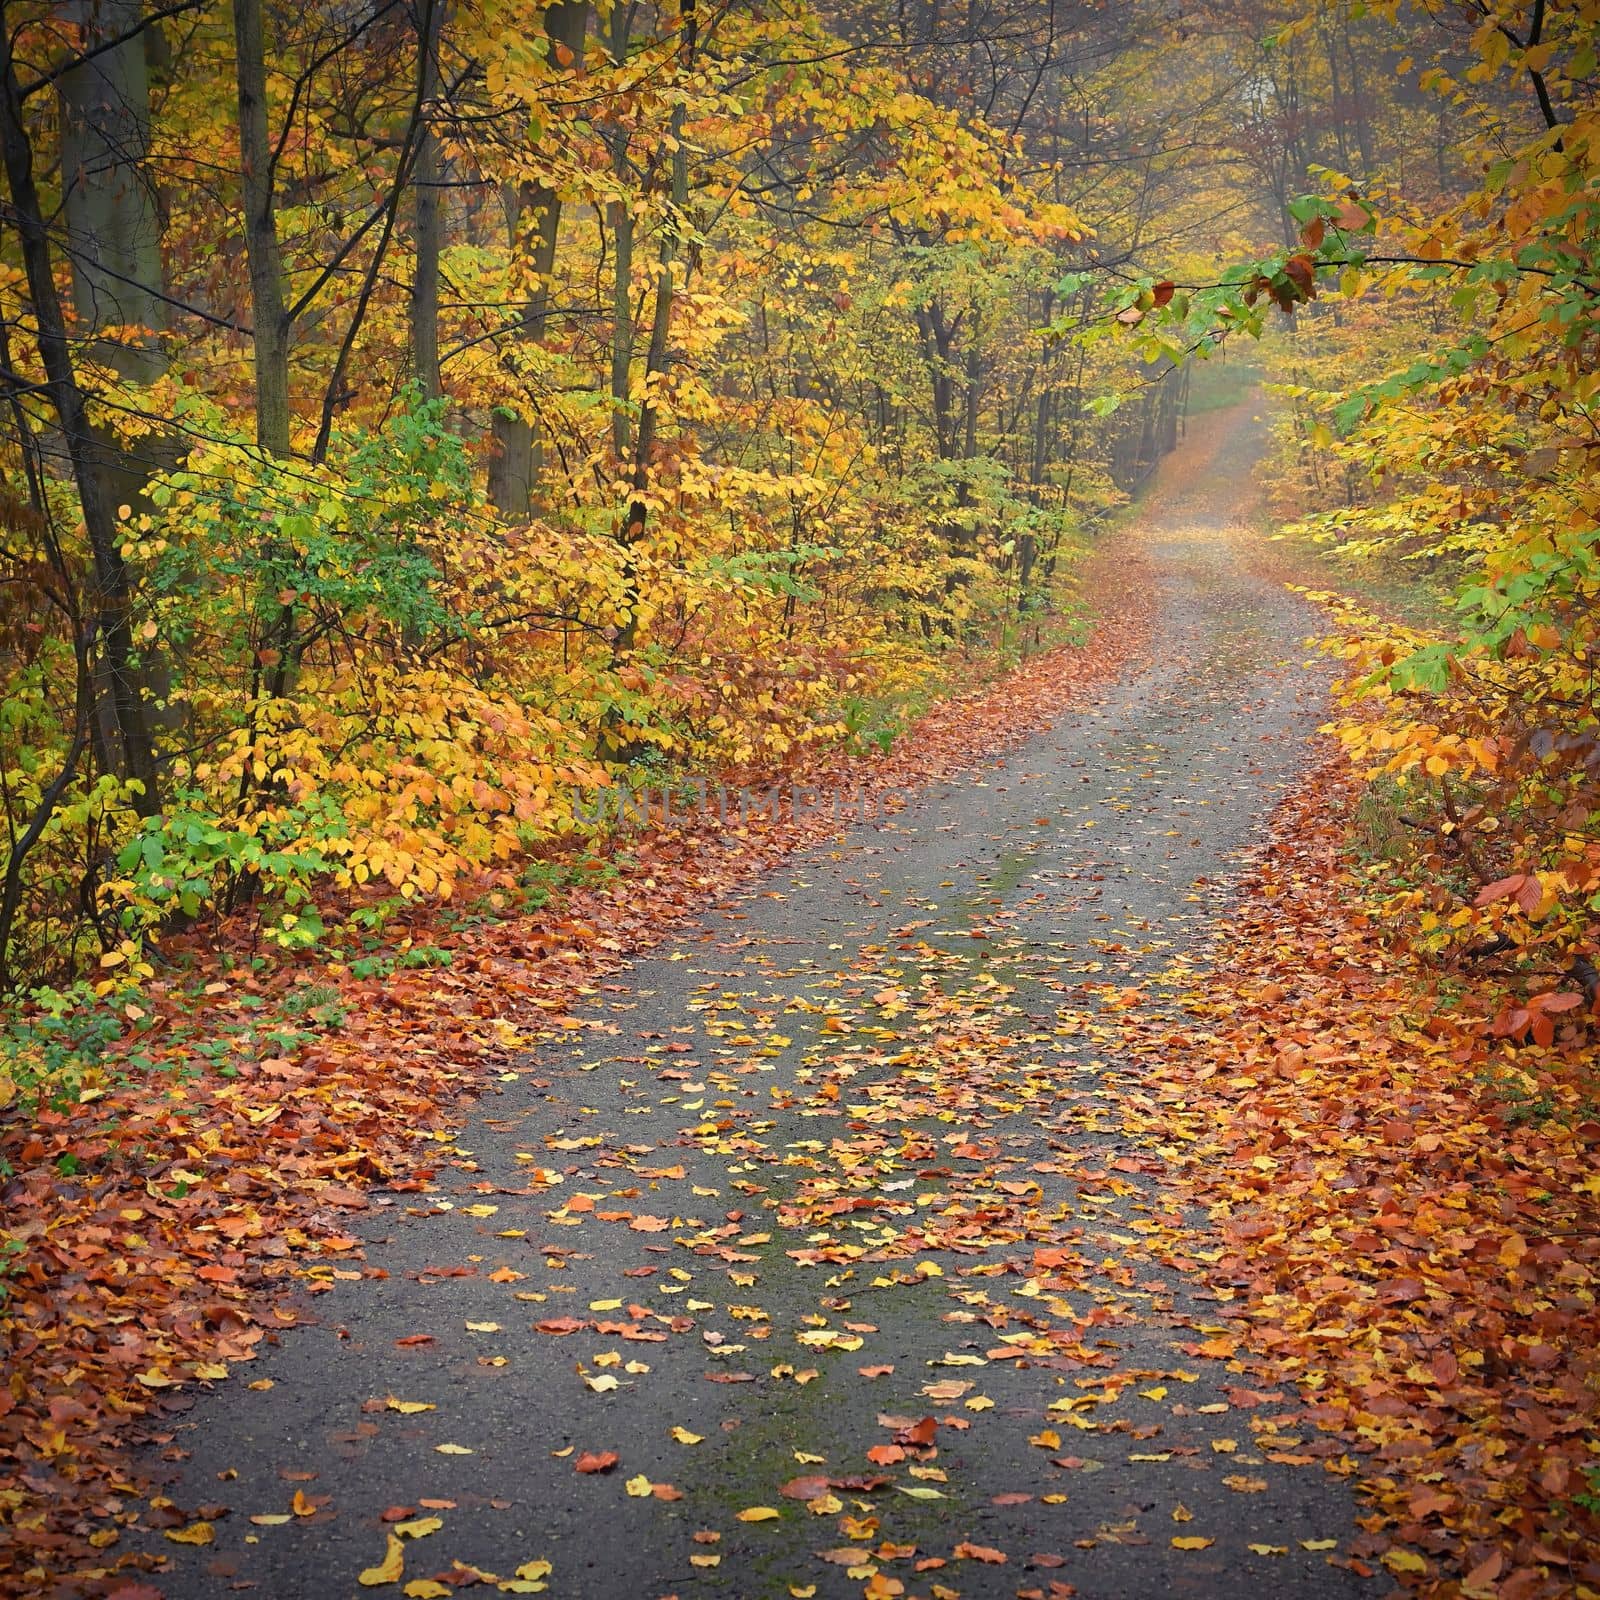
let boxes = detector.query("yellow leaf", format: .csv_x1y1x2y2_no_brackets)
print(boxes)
394,1517,442,1539
386,1398,435,1415
1171,1536,1214,1551
671,1427,703,1445
514,1559,553,1583
404,1583,452,1599
737,1507,781,1523
1301,1539,1337,1551
358,1532,406,1586
1382,1551,1429,1575
165,1521,215,1546
434,1443,474,1455
625,1475,653,1497
1248,1544,1287,1556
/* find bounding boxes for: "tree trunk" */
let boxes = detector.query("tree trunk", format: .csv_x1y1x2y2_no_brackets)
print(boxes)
232,0,290,456
487,0,586,516
605,0,694,741
410,0,445,400
58,0,166,382
606,169,636,467
0,8,160,812
611,2,694,661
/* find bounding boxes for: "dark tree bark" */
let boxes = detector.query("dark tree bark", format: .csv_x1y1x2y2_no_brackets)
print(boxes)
0,3,160,813
58,0,167,382
487,0,587,517
232,0,290,456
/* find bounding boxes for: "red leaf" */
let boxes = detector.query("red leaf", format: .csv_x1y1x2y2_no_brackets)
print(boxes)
534,1317,586,1335
893,1416,937,1447
1474,873,1527,907
779,1475,832,1501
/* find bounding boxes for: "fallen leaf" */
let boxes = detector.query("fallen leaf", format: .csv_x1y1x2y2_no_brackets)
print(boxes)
358,1533,406,1586
164,1522,215,1546
953,1542,1006,1564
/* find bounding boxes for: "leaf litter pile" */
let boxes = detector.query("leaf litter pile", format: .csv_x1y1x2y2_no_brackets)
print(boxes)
2,548,1158,1597
1111,754,1600,1600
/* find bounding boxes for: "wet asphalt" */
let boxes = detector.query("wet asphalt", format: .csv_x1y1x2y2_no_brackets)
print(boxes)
133,414,1380,1600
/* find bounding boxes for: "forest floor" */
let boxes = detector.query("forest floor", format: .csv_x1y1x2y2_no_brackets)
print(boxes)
9,405,1594,1600
114,405,1384,1600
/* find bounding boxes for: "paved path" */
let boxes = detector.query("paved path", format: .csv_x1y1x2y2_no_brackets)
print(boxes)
140,410,1376,1600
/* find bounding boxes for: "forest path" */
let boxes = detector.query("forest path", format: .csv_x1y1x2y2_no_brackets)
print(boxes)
141,408,1377,1600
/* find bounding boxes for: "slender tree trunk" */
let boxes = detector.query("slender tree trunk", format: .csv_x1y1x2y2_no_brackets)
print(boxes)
410,0,445,400
1341,14,1375,175
914,300,961,462
626,89,689,519
606,0,694,733
233,0,290,456
0,9,160,813
487,0,586,516
310,0,437,464
606,166,636,467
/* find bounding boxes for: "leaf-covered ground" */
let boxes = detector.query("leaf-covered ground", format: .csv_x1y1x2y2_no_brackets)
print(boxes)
4,411,1592,1600
1114,751,1600,1599
0,434,1164,1596
2,582,1149,1598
